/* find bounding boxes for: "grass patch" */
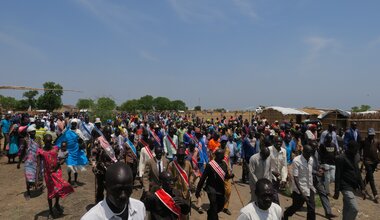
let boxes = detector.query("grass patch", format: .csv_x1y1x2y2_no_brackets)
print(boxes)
315,196,322,208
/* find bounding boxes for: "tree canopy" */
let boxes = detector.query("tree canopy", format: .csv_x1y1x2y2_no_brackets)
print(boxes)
119,99,140,112
92,97,117,120
0,84,188,114
23,90,39,109
194,105,201,111
351,104,371,112
119,95,188,112
76,98,95,110
96,97,116,111
0,95,18,110
139,95,154,111
36,82,63,111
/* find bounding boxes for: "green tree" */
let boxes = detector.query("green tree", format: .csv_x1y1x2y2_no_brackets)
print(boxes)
76,98,95,110
16,99,30,111
360,104,371,112
118,95,187,112
93,97,116,121
153,97,171,111
214,108,226,113
23,90,39,109
170,100,187,111
351,106,359,112
36,82,63,111
138,95,154,111
96,97,116,111
351,104,371,112
119,99,140,112
194,105,201,111
0,95,18,110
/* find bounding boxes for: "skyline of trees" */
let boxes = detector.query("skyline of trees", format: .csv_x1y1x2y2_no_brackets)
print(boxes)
0,82,189,112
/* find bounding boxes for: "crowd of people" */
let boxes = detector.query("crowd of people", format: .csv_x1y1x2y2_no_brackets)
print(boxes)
0,111,379,220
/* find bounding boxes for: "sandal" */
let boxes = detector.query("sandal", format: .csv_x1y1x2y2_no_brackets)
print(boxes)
54,204,64,214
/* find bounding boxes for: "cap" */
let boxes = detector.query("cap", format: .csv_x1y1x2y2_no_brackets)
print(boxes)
95,118,102,124
220,135,228,141
368,128,376,136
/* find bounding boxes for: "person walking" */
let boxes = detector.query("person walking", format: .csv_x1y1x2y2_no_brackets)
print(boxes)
334,140,367,220
37,134,74,218
361,128,380,203
283,145,316,220
195,149,234,220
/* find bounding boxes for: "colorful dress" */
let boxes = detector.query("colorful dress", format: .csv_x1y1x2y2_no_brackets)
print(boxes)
37,146,74,199
8,132,19,155
24,138,40,183
55,129,88,172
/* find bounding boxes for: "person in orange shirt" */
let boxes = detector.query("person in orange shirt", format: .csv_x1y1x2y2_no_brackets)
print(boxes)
208,133,220,153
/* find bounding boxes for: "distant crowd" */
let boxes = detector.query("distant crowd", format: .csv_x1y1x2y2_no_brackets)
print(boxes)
0,111,379,220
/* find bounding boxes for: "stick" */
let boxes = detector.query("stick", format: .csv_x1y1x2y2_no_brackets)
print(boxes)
189,190,192,216
95,174,97,202
232,178,245,207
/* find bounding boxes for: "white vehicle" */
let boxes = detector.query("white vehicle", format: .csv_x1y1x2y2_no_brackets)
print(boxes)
255,106,265,114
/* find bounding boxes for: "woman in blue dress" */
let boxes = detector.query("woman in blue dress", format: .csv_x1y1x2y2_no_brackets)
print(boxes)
7,120,20,163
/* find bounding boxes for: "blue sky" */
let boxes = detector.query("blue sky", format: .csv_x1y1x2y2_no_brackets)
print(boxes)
0,0,379,110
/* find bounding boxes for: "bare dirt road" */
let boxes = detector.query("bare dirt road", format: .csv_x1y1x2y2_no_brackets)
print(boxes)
0,154,379,220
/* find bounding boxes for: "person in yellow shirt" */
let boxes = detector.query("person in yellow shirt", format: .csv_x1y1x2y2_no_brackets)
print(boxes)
35,119,47,146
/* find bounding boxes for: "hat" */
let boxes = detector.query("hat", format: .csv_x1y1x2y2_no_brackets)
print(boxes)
95,118,101,124
29,118,35,123
220,135,228,142
368,128,376,136
71,118,78,123
27,124,36,132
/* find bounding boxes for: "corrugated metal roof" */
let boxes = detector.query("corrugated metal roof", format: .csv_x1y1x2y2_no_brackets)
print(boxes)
299,108,325,115
318,109,350,119
354,110,379,115
267,106,309,115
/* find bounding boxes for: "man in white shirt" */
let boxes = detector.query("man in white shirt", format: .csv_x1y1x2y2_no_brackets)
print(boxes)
138,131,155,180
283,144,316,220
249,146,272,202
80,115,94,158
81,162,146,220
268,136,287,205
163,127,178,161
238,178,282,220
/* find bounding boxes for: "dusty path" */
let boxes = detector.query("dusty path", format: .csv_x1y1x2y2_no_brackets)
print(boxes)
0,153,379,219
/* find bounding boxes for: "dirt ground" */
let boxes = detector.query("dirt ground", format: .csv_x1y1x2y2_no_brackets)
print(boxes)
0,151,379,220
